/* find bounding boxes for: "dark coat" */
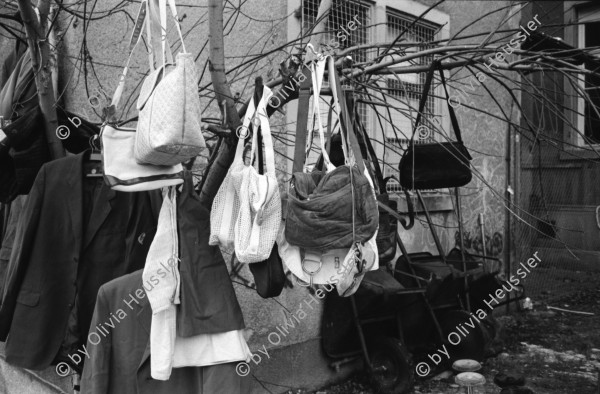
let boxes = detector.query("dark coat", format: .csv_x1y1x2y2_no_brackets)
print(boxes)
176,171,245,336
80,270,250,394
0,152,161,370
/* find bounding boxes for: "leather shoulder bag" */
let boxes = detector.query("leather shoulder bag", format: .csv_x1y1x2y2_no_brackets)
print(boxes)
399,61,472,190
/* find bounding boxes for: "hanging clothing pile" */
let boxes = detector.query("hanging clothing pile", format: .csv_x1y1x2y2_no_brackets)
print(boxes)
0,152,162,370
140,172,249,382
80,270,250,394
78,0,250,389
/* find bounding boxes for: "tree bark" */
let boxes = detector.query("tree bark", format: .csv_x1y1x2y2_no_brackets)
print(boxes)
17,0,65,159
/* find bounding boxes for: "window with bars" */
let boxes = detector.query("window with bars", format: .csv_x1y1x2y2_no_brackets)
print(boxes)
382,9,442,194
384,10,439,144
302,0,371,61
299,0,445,194
301,0,372,153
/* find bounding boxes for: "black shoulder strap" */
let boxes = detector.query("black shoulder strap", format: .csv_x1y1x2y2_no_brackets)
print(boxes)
330,63,366,174
437,67,463,143
353,109,386,193
411,60,465,144
410,60,438,145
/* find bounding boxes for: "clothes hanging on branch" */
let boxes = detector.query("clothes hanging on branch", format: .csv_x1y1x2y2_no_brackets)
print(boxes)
80,270,251,394
0,152,161,370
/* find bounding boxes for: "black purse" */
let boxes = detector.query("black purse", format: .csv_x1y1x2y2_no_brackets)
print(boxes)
399,62,472,190
249,243,286,298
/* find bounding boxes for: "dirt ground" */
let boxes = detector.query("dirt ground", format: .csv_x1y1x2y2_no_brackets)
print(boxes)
299,264,600,394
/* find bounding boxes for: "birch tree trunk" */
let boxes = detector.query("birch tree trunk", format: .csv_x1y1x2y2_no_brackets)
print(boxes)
17,0,64,159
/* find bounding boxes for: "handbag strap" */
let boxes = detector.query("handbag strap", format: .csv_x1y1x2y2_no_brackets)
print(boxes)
147,0,173,70
249,87,277,177
353,108,386,193
410,60,463,144
352,102,415,229
409,60,437,146
327,56,366,174
308,57,334,172
110,1,148,110
437,67,463,143
234,94,258,164
157,0,187,72
292,46,316,174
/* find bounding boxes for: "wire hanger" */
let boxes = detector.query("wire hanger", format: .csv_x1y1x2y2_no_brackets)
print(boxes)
85,134,103,177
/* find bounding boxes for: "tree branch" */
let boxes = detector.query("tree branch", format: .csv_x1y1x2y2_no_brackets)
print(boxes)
199,0,331,207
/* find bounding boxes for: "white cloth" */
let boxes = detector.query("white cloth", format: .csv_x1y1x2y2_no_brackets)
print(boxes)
173,330,251,368
149,306,177,380
144,187,181,380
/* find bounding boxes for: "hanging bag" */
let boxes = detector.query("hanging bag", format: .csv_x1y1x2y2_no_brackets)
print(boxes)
231,86,281,263
399,61,472,190
135,0,207,166
209,92,259,251
101,1,184,192
285,55,378,250
249,243,286,298
280,54,378,294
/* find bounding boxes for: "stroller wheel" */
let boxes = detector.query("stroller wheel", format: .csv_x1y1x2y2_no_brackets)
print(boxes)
368,336,414,394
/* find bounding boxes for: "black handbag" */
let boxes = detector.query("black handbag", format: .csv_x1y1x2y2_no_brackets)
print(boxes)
399,62,472,190
249,243,286,298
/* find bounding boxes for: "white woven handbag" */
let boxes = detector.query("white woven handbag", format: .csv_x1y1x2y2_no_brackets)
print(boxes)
101,1,183,192
208,93,259,251
135,0,206,166
231,87,281,263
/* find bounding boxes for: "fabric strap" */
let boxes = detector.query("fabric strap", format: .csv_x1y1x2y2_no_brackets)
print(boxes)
147,0,173,70
292,46,315,173
409,60,463,144
353,108,385,192
110,0,148,109
307,57,333,172
327,56,366,174
437,67,463,143
249,88,276,177
158,0,185,69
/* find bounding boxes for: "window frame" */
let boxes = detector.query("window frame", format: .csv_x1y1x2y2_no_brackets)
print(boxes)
287,0,453,204
562,1,600,158
370,1,450,189
381,7,444,146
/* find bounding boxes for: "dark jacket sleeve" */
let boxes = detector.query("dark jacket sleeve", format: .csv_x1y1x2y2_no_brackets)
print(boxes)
80,287,112,394
0,164,45,340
